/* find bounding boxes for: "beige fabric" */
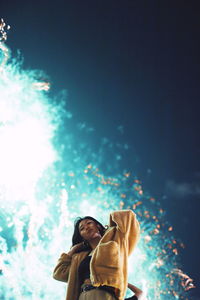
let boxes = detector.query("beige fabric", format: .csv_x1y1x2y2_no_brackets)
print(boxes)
53,210,140,300
79,288,116,300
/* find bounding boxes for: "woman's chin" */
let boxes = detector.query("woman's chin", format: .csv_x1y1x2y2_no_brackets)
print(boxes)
92,233,102,239
88,232,101,240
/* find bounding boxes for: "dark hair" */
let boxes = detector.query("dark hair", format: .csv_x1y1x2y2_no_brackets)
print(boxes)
72,216,106,252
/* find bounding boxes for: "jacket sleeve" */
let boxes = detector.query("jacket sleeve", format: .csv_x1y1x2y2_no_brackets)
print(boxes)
53,253,72,282
109,210,140,254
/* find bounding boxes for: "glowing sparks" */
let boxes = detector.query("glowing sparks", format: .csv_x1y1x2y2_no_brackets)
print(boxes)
173,269,196,291
0,19,10,69
0,28,195,300
32,81,50,91
0,18,10,42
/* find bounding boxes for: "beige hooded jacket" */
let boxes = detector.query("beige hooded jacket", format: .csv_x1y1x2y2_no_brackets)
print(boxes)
53,210,140,300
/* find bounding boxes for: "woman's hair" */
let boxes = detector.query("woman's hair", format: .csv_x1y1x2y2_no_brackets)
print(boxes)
72,216,106,251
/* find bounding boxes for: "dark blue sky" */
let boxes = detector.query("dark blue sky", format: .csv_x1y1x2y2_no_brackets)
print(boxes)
1,0,200,297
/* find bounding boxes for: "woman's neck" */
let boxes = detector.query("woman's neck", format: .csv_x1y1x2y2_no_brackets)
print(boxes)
89,236,101,249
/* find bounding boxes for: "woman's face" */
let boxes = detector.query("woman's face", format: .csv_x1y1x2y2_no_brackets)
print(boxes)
79,219,101,242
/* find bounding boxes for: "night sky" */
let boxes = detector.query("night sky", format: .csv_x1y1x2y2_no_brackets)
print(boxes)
1,0,200,298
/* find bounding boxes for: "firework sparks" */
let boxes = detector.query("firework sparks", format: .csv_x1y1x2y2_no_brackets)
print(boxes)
32,81,50,91
173,269,196,291
0,20,195,300
0,19,10,69
0,18,10,42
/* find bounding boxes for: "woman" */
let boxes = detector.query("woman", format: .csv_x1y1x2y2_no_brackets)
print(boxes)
53,209,140,300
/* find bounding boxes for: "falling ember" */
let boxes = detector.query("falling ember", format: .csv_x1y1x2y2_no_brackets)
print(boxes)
172,269,196,291
0,18,10,42
0,20,195,300
32,81,50,91
0,19,10,68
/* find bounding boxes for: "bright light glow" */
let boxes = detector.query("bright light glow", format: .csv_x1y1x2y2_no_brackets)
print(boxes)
0,42,194,300
0,118,55,189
